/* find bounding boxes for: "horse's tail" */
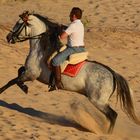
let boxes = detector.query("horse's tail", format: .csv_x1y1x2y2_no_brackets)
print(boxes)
113,72,140,125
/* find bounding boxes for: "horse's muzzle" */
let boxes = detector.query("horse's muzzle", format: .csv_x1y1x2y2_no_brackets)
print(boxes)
6,32,16,44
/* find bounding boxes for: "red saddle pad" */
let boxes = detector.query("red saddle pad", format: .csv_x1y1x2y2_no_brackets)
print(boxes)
63,61,86,77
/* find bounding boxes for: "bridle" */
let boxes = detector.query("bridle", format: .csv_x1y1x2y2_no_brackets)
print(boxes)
10,21,28,42
10,11,45,43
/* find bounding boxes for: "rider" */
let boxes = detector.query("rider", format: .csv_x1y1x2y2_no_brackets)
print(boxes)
51,7,86,89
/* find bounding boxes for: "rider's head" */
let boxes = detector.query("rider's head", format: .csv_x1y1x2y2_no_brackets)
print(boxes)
69,7,83,22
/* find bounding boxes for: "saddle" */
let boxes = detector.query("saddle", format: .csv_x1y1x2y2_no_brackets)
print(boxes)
47,45,88,73
47,45,88,91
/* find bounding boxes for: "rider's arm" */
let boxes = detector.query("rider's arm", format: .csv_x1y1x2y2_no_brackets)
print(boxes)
59,23,73,41
59,31,68,40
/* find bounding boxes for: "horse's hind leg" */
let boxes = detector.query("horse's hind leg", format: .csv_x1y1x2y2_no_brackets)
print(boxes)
89,97,117,133
104,105,118,133
70,98,110,134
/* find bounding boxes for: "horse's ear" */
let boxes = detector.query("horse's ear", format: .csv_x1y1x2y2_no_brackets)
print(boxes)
19,11,29,17
19,11,30,22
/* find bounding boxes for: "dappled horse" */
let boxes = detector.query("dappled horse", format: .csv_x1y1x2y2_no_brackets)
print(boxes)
0,11,140,133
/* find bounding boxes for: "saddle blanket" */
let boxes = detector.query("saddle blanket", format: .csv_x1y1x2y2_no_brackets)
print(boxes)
63,61,86,77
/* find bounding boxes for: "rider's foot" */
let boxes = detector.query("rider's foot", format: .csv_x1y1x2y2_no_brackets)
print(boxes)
56,81,64,89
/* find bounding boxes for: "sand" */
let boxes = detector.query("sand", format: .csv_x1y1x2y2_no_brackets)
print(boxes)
0,0,140,139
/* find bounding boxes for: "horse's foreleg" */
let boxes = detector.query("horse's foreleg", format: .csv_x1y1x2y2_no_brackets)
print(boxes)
0,77,28,94
0,78,18,94
0,66,28,94
16,80,28,94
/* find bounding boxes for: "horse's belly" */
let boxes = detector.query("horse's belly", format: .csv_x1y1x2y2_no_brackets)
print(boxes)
62,75,85,94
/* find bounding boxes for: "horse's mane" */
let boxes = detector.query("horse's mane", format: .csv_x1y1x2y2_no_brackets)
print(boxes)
32,13,65,52
33,13,67,34
33,13,60,29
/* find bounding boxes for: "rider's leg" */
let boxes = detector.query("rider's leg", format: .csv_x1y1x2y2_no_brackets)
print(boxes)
51,47,86,89
52,65,63,89
51,47,74,89
52,46,85,65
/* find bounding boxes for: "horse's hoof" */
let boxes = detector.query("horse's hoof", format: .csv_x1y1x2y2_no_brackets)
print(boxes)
18,84,28,94
22,85,28,94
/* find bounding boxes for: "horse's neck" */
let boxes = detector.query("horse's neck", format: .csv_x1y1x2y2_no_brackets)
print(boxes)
25,38,52,84
29,15,62,59
29,15,47,36
24,15,61,84
26,39,44,69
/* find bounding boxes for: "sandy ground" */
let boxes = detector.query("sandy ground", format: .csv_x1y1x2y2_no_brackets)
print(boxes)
0,0,140,139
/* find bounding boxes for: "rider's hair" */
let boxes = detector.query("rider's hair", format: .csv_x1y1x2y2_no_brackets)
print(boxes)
70,7,83,19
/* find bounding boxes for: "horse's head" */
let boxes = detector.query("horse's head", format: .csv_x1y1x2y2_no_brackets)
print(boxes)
6,11,47,44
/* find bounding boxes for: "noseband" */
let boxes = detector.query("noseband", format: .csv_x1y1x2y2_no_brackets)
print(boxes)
10,21,28,42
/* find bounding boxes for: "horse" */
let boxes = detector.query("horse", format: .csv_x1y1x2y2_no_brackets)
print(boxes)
1,11,140,134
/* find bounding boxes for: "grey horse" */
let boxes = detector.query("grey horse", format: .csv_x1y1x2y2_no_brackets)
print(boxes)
1,11,140,133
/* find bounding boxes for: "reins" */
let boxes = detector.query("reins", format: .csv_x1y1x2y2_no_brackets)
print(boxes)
15,33,45,42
